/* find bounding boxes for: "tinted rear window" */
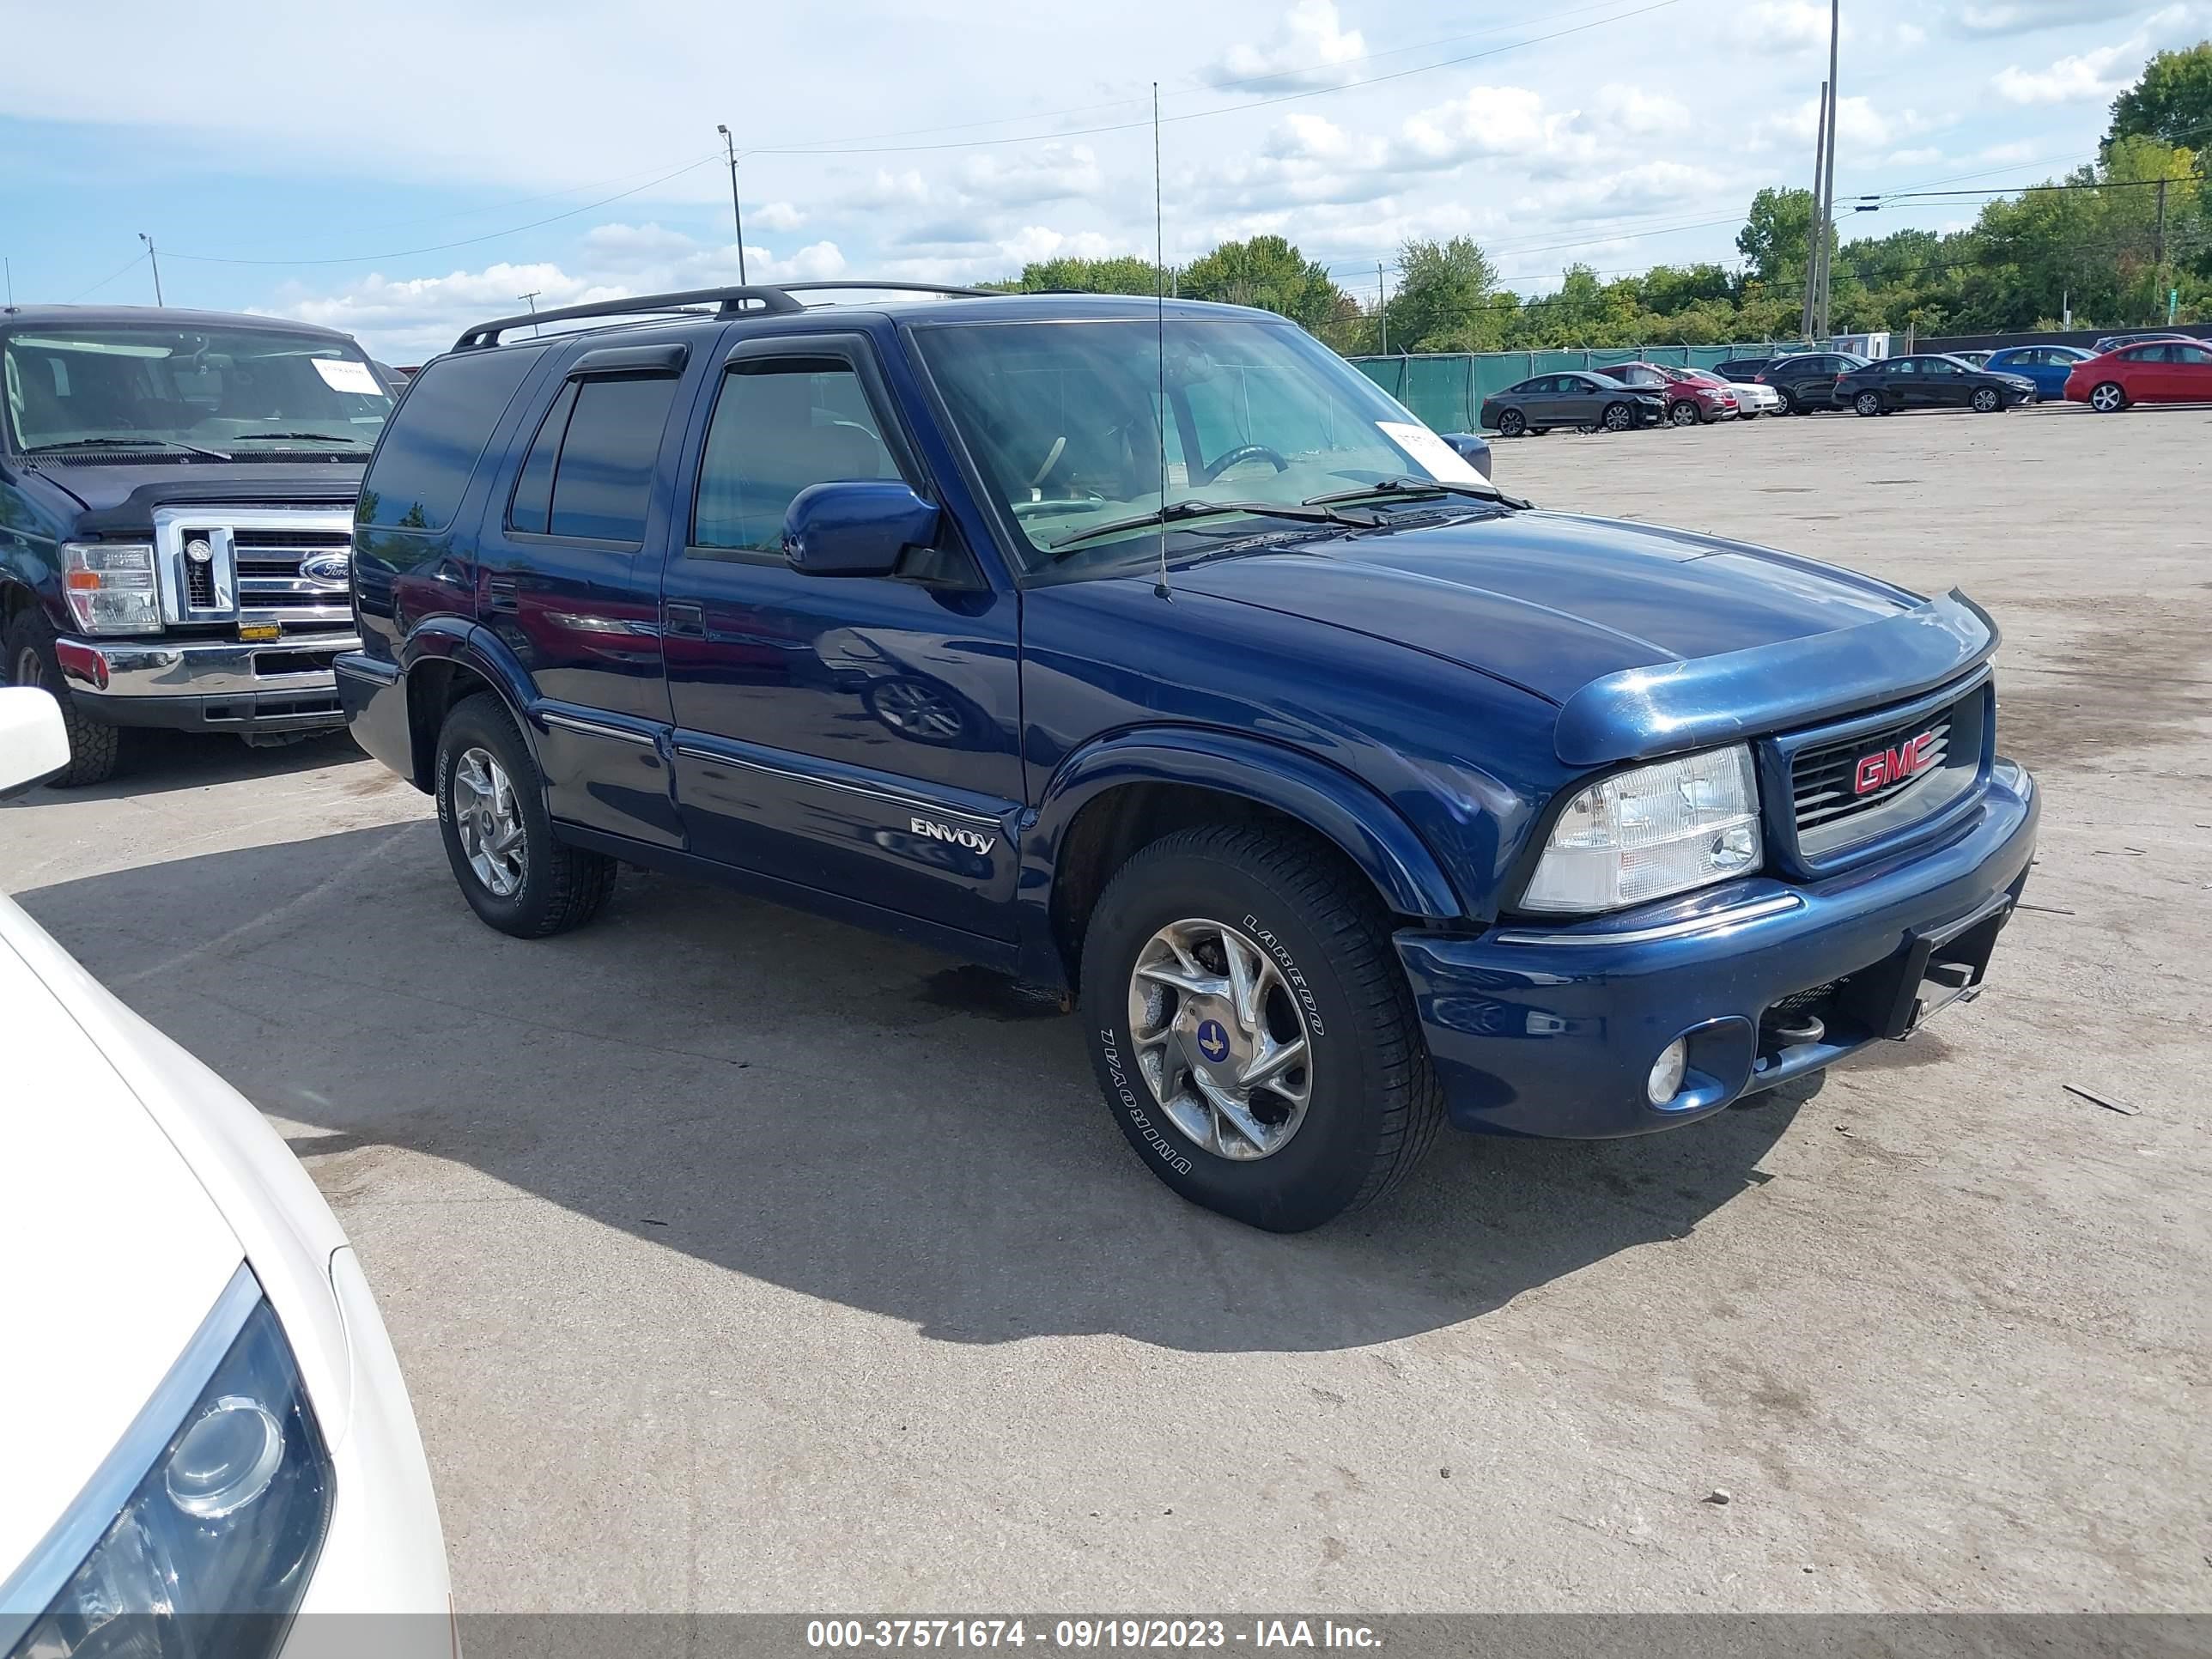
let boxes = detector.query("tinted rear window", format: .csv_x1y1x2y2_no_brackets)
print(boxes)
359,348,542,531
544,375,678,543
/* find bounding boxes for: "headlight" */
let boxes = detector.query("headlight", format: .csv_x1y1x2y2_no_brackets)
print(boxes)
58,543,161,636
5,1270,332,1659
1521,744,1762,914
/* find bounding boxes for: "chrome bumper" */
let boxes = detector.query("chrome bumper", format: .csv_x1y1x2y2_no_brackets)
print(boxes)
58,632,356,733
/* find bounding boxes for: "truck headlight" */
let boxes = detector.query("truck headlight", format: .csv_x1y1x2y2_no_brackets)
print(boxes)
1521,744,1762,914
59,542,161,636
4,1277,332,1659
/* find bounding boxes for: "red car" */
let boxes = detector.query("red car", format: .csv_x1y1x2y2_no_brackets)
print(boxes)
1595,363,1737,426
2064,338,2212,412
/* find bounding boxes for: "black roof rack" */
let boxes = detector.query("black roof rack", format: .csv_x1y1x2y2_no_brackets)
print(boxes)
453,280,995,351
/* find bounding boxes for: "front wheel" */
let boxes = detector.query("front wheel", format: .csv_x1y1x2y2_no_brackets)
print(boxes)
434,695,616,938
1497,407,1527,438
2089,381,2127,413
3,612,118,787
1601,401,1634,433
1853,391,1881,416
1080,824,1443,1232
1972,387,2002,413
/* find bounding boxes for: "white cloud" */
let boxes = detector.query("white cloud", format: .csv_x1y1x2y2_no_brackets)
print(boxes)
1586,84,1694,138
752,201,805,233
1203,0,1365,90
956,143,1103,209
1952,0,2151,35
1886,146,1945,166
1993,39,2140,102
1729,1,1833,52
1754,94,1923,152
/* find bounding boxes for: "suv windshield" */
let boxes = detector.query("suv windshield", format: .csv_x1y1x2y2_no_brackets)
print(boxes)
3,323,392,456
913,316,1492,572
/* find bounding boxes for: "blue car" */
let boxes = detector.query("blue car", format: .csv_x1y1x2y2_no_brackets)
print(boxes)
1982,344,2094,400
337,282,2038,1231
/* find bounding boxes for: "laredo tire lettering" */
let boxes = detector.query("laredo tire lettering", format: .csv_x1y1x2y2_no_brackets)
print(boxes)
1241,912,1327,1036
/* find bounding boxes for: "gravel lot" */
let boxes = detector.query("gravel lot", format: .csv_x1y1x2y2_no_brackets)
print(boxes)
4,398,2207,1614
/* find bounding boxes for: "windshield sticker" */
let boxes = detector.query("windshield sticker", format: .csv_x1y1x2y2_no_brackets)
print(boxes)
313,358,384,395
1376,421,1486,484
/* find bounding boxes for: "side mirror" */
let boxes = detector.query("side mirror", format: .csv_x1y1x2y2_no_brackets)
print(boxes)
0,687,70,799
783,480,940,579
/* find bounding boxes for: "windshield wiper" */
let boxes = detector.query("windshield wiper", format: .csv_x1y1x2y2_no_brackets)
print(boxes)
26,436,233,461
1304,475,1524,509
1048,498,1375,559
228,431,367,447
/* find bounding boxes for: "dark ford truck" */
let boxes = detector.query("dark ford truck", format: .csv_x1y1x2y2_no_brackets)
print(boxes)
0,306,392,784
340,283,2039,1231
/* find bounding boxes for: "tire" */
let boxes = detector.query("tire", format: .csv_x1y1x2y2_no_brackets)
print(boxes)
434,693,616,938
1668,400,1699,428
3,611,119,787
1853,390,1881,417
1972,387,2002,413
1530,427,1550,436
1079,823,1444,1232
1601,401,1633,433
1496,407,1527,437
2089,380,2127,414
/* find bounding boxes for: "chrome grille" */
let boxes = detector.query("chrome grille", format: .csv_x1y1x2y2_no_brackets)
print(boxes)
152,506,354,631
1792,702,1957,845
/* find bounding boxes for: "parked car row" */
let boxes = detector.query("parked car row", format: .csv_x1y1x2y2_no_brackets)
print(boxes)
1709,337,2212,417
1474,359,1782,438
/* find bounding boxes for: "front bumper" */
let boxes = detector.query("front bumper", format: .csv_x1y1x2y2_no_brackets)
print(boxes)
58,631,356,735
1397,760,2039,1138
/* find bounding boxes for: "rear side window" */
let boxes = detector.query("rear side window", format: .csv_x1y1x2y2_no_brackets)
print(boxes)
511,374,679,544
358,348,540,531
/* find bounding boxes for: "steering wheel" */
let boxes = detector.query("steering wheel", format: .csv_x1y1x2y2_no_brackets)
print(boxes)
1198,442,1290,483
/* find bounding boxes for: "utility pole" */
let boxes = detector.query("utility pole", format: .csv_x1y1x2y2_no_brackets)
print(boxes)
1377,262,1389,356
519,290,542,337
1801,80,1829,341
716,125,749,285
137,233,163,307
1813,0,1840,343
2154,176,2167,325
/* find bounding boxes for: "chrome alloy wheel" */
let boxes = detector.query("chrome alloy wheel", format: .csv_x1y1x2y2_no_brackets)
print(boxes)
2090,381,2125,413
1126,916,1315,1161
452,746,526,898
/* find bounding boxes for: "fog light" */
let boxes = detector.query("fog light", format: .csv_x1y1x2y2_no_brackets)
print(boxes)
1646,1038,1689,1105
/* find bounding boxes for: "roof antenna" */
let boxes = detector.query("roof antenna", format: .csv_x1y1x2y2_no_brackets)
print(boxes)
1152,82,1171,602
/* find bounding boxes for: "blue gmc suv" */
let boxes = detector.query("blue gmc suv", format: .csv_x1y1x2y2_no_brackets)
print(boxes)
339,282,2039,1231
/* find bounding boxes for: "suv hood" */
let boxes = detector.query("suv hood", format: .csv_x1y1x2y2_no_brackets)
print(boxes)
0,910,243,1583
1172,510,1996,765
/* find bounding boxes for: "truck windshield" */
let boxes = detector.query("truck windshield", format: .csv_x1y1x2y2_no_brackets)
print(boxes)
912,316,1490,573
3,323,392,456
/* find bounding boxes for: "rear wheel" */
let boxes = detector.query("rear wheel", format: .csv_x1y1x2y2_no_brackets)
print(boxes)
3,611,118,787
434,694,616,938
1601,401,1634,433
1497,407,1527,437
2089,380,2127,413
1080,824,1443,1232
1668,399,1699,428
1853,390,1881,417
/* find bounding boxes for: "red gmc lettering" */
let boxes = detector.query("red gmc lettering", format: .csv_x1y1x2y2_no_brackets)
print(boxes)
1855,731,1936,794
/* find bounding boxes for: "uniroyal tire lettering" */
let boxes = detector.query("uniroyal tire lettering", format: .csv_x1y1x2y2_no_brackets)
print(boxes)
1099,1027,1193,1174
1240,913,1326,1036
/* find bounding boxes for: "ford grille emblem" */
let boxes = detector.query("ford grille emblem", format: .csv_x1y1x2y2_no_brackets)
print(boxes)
301,551,351,586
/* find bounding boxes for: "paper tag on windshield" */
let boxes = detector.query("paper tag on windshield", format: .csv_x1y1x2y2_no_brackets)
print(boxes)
1376,420,1486,484
313,357,384,395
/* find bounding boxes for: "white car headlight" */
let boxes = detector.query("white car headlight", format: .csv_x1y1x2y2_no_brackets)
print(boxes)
1521,744,1763,914
59,542,161,635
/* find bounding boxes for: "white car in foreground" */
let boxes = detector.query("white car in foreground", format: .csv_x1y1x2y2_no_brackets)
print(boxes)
0,689,451,1659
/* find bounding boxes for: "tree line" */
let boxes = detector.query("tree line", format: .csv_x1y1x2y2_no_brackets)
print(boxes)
991,42,2209,353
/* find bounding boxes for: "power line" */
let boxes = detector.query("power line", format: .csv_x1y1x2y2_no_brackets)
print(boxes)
161,152,723,268
67,248,149,302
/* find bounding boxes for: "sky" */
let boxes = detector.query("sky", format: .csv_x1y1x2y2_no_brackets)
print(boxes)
2,0,2204,362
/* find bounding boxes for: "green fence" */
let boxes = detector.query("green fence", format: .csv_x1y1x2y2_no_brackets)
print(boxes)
1350,345,1797,433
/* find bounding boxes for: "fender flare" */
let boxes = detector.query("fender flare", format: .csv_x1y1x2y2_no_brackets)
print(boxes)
395,618,544,779
1027,727,1464,922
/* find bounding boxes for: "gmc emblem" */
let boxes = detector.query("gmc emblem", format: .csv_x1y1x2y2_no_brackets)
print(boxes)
1855,731,1938,794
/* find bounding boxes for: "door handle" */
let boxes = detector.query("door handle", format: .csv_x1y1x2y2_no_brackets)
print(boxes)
665,601,705,639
